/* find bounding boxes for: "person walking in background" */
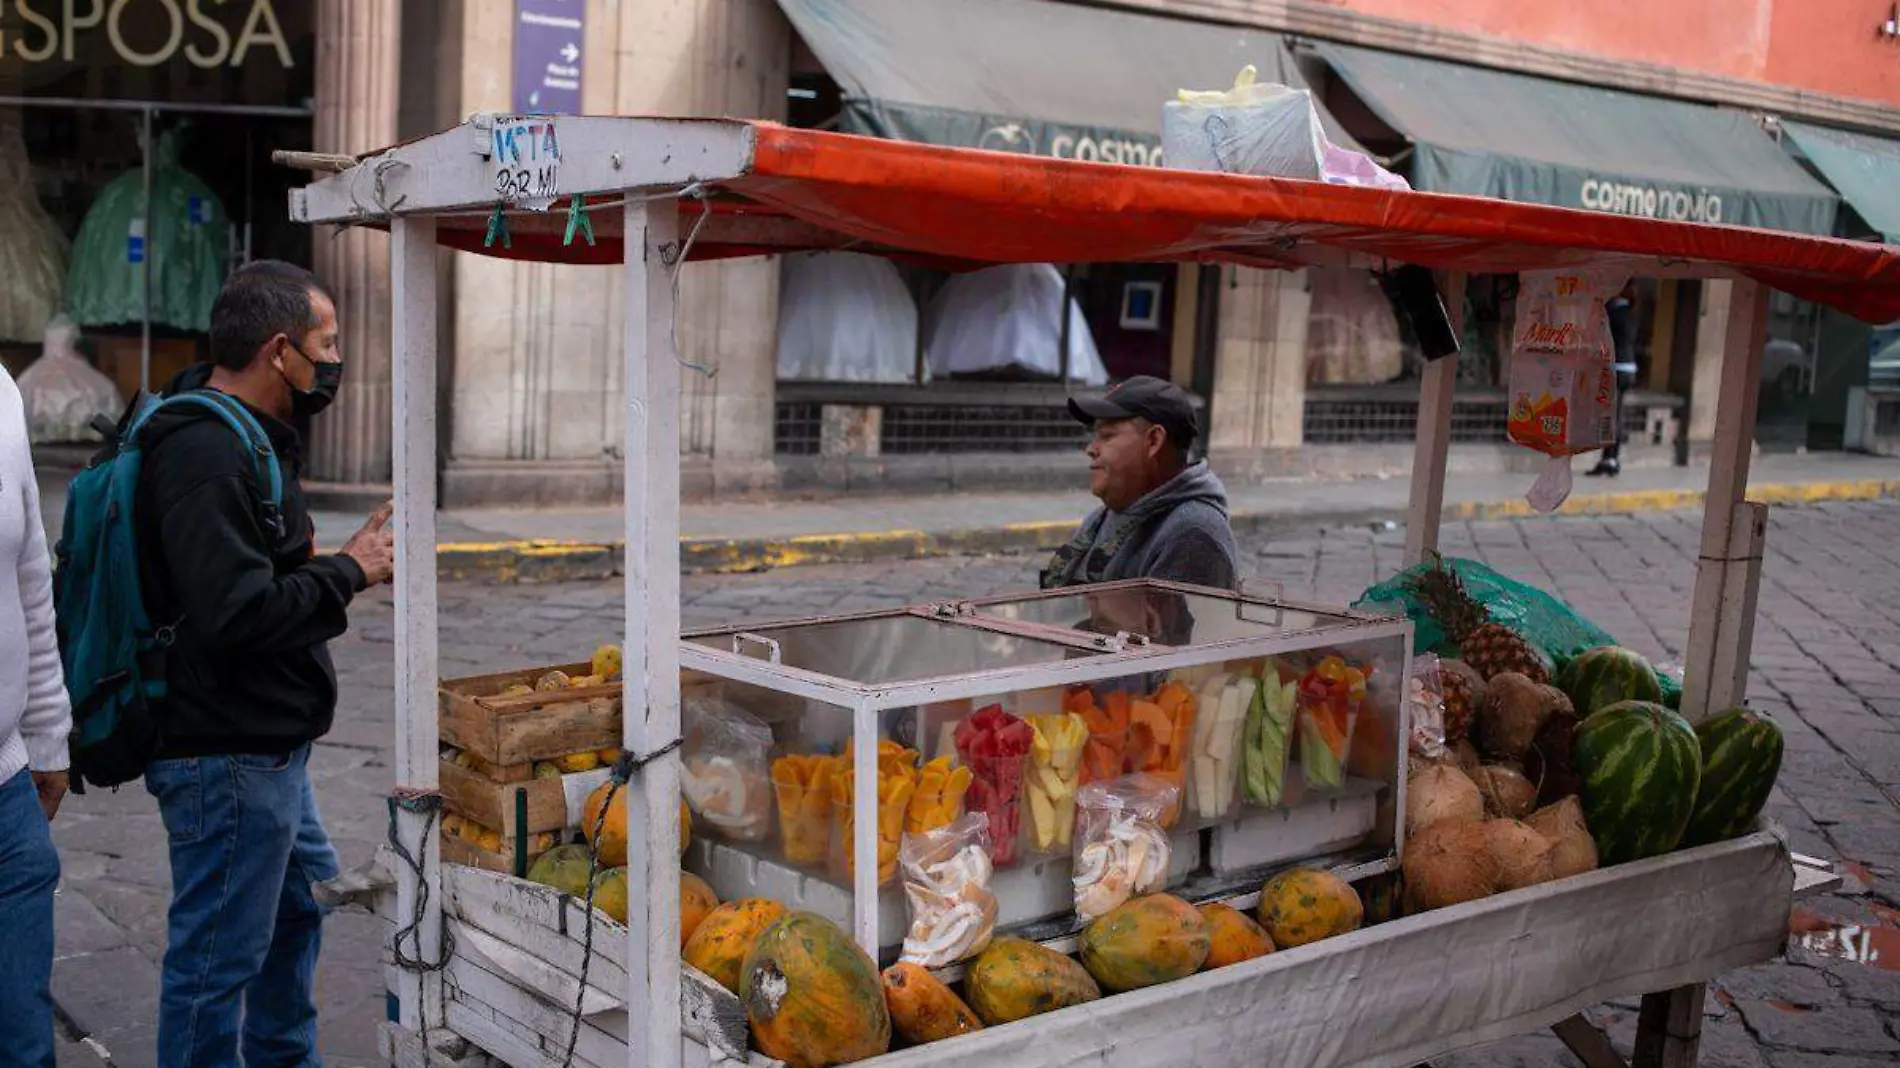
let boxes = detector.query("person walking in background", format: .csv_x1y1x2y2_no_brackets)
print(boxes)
1587,283,1640,477
134,260,396,1068
0,359,73,1068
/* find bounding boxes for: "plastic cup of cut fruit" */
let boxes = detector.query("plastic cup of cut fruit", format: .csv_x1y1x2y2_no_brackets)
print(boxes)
1296,702,1359,793
1023,737,1083,856
772,778,829,868
960,751,1028,867
829,794,902,887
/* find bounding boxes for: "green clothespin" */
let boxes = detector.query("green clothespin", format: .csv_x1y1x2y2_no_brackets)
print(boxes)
564,194,595,247
484,203,511,250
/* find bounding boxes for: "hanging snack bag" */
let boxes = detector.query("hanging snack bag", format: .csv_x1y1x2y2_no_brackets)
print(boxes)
1506,267,1631,512
1072,773,1178,920
680,697,776,842
898,812,999,968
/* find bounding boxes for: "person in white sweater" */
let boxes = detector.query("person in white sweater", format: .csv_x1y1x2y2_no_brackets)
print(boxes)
0,361,72,1068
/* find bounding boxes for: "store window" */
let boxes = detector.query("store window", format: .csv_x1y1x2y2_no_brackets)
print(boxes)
1302,268,1682,450
0,1,314,410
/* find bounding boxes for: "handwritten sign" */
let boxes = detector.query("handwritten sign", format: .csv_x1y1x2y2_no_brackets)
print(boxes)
488,117,561,210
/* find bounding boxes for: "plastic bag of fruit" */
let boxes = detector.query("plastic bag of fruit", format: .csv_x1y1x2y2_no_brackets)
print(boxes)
1406,654,1448,759
680,697,775,841
1072,773,1178,920
898,812,999,967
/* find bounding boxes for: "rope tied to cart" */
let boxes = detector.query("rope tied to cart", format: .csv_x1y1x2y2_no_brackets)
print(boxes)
561,738,683,1068
386,789,457,1032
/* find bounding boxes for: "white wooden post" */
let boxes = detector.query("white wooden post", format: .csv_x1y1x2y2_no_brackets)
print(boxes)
1680,279,1770,723
391,214,443,1032
1404,272,1467,567
852,702,880,954
1639,278,1769,1068
623,197,685,1068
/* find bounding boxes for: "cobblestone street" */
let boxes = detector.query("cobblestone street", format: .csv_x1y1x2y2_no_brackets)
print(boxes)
45,502,1900,1067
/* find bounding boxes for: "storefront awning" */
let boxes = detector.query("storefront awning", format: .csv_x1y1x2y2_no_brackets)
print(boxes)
1316,43,1839,236
1781,121,1900,243
776,0,1363,166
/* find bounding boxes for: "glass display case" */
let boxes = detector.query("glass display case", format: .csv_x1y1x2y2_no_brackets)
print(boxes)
676,579,1412,960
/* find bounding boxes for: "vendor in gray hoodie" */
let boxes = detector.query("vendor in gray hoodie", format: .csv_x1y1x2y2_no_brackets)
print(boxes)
1040,375,1239,592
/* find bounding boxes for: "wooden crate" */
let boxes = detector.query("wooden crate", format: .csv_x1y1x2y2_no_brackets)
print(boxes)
441,757,613,839
440,662,622,767
440,825,562,876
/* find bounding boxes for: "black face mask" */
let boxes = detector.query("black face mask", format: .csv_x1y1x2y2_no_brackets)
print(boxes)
283,342,343,418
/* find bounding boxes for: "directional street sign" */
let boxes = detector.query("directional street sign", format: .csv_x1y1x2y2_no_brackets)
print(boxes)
513,0,585,115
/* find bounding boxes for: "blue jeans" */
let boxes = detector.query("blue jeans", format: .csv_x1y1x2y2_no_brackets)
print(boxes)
145,745,340,1068
0,770,59,1068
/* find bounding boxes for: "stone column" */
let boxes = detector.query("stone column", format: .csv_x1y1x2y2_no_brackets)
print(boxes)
1207,266,1311,456
308,0,401,485
616,0,789,484
443,0,789,505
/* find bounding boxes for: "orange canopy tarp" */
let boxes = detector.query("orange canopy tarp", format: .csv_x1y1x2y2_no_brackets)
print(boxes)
428,122,1900,325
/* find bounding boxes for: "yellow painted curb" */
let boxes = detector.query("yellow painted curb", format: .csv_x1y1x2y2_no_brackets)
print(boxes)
1444,478,1900,522
337,477,1900,575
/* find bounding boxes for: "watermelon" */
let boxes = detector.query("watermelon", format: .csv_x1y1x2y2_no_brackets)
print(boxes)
1558,646,1663,718
1572,700,1701,865
1680,707,1784,847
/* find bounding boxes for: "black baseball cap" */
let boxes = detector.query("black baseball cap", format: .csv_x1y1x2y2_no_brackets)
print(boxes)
1068,375,1199,448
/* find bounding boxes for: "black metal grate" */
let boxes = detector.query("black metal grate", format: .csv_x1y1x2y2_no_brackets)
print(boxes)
1304,398,1652,445
775,403,823,455
1875,398,1900,437
1303,398,1507,444
880,404,1088,454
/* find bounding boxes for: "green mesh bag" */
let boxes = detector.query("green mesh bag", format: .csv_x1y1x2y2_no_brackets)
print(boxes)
1353,556,1683,708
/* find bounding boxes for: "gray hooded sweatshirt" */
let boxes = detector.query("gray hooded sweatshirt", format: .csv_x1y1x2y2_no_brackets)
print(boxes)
1039,460,1240,591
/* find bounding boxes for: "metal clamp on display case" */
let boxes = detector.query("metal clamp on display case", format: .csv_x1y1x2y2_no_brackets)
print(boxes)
729,632,782,664
1236,580,1288,628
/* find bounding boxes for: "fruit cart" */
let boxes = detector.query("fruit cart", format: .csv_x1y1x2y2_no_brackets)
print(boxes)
286,115,1900,1068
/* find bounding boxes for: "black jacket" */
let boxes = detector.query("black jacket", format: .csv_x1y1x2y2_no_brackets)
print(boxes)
135,364,367,758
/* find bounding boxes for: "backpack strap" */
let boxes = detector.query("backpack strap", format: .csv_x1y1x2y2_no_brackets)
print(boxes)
143,391,288,541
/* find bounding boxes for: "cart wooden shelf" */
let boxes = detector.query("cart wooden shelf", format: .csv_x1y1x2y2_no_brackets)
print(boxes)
288,114,1898,1068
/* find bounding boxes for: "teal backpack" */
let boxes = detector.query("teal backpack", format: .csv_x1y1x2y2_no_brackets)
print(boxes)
53,389,284,792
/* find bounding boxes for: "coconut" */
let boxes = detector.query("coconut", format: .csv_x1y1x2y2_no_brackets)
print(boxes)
1450,738,1483,778
1401,821,1501,913
1478,818,1558,891
1473,765,1538,819
1406,764,1484,836
1478,674,1573,763
1523,709,1583,805
1526,796,1598,879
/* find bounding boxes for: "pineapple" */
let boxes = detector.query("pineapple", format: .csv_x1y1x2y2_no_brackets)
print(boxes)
1437,659,1483,744
1405,557,1551,684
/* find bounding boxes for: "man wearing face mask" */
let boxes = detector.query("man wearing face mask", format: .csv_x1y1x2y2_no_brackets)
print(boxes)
133,260,394,1068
